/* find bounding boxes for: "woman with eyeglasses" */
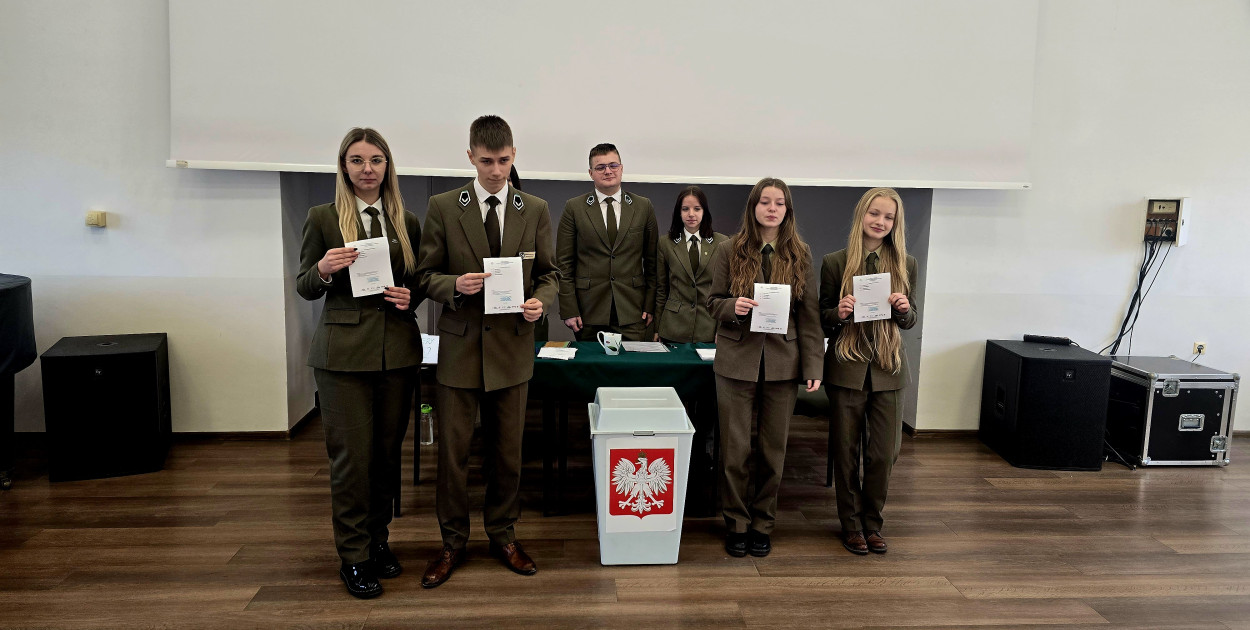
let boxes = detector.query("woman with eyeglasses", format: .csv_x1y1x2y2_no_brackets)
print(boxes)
295,127,424,599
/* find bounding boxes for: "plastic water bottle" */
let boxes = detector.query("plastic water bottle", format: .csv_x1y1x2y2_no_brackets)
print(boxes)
419,404,435,445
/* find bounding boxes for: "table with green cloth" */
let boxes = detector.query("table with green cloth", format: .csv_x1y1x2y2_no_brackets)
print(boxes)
532,342,717,515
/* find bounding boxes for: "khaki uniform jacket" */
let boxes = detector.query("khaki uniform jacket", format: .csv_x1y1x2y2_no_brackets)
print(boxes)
819,248,919,392
706,245,824,382
417,182,560,392
556,191,658,325
296,202,424,371
654,231,729,343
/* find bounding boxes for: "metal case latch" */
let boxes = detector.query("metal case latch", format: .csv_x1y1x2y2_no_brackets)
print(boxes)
1211,435,1228,452
1162,379,1180,397
1179,414,1204,431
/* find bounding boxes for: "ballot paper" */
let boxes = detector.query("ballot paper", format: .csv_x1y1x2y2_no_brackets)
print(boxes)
421,333,439,365
483,257,524,314
537,347,577,360
853,272,891,322
344,237,394,298
622,342,669,353
750,283,791,334
696,348,716,361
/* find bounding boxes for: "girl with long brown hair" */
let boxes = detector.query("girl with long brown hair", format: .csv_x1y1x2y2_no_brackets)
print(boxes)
707,177,824,558
295,127,423,598
819,187,917,555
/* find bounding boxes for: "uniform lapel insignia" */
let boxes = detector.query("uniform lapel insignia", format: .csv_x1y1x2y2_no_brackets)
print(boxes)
458,190,471,207
705,236,714,243
673,236,682,244
513,193,524,210
623,192,633,205
585,193,596,206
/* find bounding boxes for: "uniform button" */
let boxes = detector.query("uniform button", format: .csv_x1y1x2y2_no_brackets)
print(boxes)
377,306,384,311
611,255,616,259
485,326,492,332
611,277,616,281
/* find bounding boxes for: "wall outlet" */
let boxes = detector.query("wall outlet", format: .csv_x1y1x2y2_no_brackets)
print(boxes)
1193,341,1207,355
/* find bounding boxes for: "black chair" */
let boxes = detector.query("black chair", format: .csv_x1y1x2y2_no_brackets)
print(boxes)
793,384,834,487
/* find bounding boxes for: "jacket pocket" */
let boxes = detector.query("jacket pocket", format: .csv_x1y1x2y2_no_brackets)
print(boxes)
665,300,682,313
576,277,591,290
437,316,467,337
717,324,743,342
631,275,644,288
324,308,360,325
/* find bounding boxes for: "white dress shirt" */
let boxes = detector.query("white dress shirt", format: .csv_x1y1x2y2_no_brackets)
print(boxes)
684,228,702,257
474,179,508,235
596,189,622,230
355,196,387,239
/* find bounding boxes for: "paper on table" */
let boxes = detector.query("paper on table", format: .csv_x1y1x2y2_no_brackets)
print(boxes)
696,349,716,361
621,341,669,353
853,272,891,322
538,347,577,360
749,283,791,334
343,237,394,298
483,257,524,314
421,333,438,365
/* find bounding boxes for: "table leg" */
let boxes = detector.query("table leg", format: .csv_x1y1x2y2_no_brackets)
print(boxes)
1,373,13,491
542,396,556,516
558,399,569,514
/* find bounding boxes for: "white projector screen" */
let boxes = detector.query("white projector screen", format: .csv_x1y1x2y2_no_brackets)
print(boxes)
170,0,1037,188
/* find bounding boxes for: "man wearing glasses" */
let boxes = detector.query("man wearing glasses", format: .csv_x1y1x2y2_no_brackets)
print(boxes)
557,143,658,341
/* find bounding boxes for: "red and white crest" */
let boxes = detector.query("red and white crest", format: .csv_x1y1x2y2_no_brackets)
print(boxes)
608,448,675,518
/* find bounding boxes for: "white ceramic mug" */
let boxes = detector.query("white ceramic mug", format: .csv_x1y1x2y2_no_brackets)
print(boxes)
597,331,623,355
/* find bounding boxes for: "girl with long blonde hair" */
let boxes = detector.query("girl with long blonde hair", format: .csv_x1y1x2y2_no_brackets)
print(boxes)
819,187,918,556
295,127,425,599
707,177,824,559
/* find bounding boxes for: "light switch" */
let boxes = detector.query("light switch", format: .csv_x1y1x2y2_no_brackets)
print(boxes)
86,210,107,227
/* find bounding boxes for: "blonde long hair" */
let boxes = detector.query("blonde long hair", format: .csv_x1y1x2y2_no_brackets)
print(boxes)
334,128,417,274
834,187,909,373
728,178,811,302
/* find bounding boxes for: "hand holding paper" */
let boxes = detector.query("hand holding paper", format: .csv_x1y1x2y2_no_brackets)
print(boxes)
749,283,791,334
483,257,524,314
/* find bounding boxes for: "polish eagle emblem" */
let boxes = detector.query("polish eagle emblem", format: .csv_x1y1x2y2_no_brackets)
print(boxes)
612,450,672,515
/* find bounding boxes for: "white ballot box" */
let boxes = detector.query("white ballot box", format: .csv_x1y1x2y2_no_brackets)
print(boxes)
588,387,695,565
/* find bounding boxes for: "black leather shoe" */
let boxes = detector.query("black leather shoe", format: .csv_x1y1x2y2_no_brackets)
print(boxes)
339,561,382,599
370,541,402,579
748,531,771,557
725,532,748,557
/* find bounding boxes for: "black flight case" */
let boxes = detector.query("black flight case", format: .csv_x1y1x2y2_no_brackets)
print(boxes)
1106,356,1238,466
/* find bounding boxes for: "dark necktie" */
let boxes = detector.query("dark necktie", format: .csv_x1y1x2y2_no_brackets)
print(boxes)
364,207,382,239
605,197,618,245
688,235,700,274
867,251,879,274
761,243,774,283
485,196,501,258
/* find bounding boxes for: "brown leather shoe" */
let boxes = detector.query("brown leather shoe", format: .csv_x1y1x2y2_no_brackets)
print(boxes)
490,541,538,576
842,530,869,555
865,530,888,554
421,546,465,588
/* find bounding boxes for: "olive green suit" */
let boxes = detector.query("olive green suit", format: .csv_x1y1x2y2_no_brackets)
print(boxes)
556,191,658,340
654,231,728,343
296,202,424,564
707,245,824,534
819,248,918,533
417,181,559,549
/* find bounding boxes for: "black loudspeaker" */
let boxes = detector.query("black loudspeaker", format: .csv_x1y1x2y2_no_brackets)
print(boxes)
40,334,171,481
979,340,1111,471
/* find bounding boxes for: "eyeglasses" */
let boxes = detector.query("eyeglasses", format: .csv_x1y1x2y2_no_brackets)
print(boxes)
592,162,622,173
346,157,387,169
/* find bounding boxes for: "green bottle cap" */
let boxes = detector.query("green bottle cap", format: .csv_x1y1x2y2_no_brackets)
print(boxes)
420,404,433,413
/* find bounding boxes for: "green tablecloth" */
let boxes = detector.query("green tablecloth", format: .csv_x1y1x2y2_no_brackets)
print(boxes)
531,342,715,400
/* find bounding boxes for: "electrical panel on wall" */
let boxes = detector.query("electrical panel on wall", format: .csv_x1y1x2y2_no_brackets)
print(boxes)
1144,198,1189,246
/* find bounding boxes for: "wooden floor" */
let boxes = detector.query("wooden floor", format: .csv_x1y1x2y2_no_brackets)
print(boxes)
2,410,1249,630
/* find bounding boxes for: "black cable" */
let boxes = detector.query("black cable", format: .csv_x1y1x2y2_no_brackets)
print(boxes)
1125,241,1173,356
1102,239,1158,355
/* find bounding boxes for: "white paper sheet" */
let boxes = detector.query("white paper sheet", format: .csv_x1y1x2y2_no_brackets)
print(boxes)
343,237,394,298
622,342,669,353
483,257,524,314
537,347,577,360
853,272,891,322
421,333,439,365
749,283,791,334
696,349,716,361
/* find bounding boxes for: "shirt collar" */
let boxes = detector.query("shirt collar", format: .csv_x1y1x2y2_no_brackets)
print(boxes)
355,196,383,214
760,241,776,253
596,189,622,204
865,247,881,261
684,228,701,241
474,179,508,207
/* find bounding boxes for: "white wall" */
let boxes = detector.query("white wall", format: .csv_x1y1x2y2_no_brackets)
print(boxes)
916,0,1250,429
0,1,290,432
